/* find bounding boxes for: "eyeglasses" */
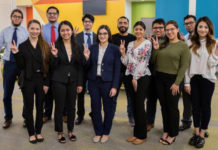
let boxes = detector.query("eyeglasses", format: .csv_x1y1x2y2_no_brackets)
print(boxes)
152,27,164,30
12,15,22,19
47,12,58,16
184,22,195,26
98,32,108,36
166,28,176,32
84,21,92,24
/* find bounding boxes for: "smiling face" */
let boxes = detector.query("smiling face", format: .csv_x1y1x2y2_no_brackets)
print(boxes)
11,12,23,27
184,17,196,33
59,24,73,41
197,21,209,39
152,23,165,38
47,8,59,24
117,18,129,34
83,18,93,31
98,28,109,44
165,24,179,41
28,22,41,39
133,25,145,39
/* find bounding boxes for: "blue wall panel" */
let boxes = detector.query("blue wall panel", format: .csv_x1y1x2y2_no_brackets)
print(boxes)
196,0,218,38
156,0,189,34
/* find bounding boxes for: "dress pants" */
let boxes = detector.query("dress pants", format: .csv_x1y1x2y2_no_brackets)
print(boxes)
156,71,180,137
125,75,150,139
21,73,44,136
3,61,26,121
52,80,77,132
191,75,214,130
88,77,113,136
112,72,133,119
43,88,53,119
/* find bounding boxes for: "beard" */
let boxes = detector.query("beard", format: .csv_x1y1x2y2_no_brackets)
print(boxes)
118,26,128,34
12,22,21,27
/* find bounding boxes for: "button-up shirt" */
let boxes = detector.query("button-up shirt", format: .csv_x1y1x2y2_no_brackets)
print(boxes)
42,22,59,45
0,25,28,61
97,44,108,76
83,30,94,45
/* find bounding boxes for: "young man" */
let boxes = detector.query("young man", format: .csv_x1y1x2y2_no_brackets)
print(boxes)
146,18,165,131
75,14,97,125
42,6,59,123
0,9,28,128
111,16,136,126
183,15,196,41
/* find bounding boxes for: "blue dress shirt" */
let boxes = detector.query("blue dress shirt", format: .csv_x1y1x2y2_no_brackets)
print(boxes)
42,22,59,45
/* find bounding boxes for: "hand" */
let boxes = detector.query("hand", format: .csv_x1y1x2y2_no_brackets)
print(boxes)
43,86,49,94
215,42,218,56
184,86,191,95
10,40,18,53
170,84,180,96
77,86,83,93
120,40,126,57
73,26,79,37
132,78,137,92
180,32,185,41
109,88,117,97
50,42,58,57
151,36,159,50
83,44,90,60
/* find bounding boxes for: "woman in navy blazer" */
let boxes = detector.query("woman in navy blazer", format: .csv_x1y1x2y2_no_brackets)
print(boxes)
84,25,121,143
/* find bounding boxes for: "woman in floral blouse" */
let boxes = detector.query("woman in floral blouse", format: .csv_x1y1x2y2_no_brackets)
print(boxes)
120,21,152,145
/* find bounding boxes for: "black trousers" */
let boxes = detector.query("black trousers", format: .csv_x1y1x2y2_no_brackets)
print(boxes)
125,75,150,139
21,73,44,136
191,75,214,130
181,80,192,126
43,88,53,119
52,80,77,132
156,71,180,137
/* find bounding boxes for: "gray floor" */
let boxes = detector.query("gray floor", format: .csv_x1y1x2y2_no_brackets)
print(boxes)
0,70,218,150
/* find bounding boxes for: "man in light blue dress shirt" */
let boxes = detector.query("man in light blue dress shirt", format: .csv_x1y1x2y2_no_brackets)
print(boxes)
42,6,59,123
0,9,28,128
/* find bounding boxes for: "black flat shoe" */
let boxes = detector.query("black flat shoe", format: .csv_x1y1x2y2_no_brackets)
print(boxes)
36,137,44,142
204,131,209,138
69,134,77,141
58,133,66,144
29,138,37,144
162,137,176,145
195,136,205,148
189,134,199,146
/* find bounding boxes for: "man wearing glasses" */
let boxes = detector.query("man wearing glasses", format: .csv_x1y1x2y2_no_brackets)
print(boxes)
75,14,97,125
42,6,60,123
146,18,165,131
183,15,196,41
0,9,28,128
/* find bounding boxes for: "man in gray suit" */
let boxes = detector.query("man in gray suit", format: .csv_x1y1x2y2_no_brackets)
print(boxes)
75,14,97,125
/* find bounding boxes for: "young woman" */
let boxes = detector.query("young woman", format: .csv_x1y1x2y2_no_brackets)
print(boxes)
50,21,83,143
10,19,50,143
185,17,218,148
151,20,190,145
120,21,152,145
83,25,120,143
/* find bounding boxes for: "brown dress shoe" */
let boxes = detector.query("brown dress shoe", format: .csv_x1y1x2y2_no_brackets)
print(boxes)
126,137,136,142
63,116,68,123
146,124,154,131
3,120,12,129
132,138,146,145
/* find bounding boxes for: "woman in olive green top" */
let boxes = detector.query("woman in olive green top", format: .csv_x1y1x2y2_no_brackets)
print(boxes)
151,20,190,145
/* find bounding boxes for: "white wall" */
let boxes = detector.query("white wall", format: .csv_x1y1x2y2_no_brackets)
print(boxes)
125,0,132,32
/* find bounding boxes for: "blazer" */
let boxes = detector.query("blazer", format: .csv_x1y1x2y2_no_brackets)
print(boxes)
86,43,121,89
14,39,49,87
50,40,83,86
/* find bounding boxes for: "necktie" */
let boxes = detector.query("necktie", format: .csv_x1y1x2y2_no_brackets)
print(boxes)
188,33,191,40
10,27,17,62
51,25,55,43
85,33,91,48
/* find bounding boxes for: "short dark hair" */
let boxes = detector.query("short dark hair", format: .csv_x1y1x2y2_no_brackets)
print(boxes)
152,18,165,27
82,14,95,23
96,25,112,43
133,21,146,30
118,16,129,23
184,15,196,21
47,6,59,14
11,9,23,18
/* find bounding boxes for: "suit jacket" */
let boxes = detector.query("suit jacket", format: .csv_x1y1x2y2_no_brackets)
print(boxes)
14,39,49,87
86,43,121,89
50,40,83,86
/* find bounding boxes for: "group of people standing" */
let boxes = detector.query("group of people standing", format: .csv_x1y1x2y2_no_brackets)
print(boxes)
0,6,217,149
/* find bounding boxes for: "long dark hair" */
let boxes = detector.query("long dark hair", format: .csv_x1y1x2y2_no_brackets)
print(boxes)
160,20,181,49
27,19,50,77
190,16,216,56
96,25,112,43
57,20,80,63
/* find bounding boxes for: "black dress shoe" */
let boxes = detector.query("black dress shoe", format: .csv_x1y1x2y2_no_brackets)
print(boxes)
75,117,83,125
179,124,191,131
189,134,199,146
3,120,12,129
195,136,205,148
